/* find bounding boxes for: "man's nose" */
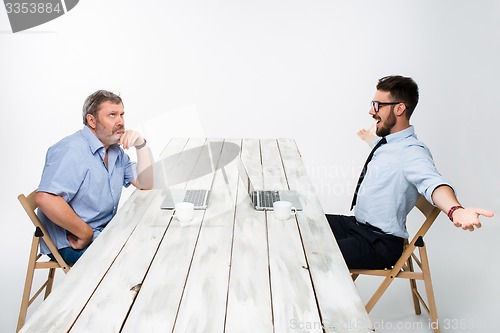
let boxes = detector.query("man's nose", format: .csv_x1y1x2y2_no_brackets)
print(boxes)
116,116,124,126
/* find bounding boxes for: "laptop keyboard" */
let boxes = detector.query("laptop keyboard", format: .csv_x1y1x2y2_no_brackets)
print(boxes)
259,191,280,208
183,190,208,207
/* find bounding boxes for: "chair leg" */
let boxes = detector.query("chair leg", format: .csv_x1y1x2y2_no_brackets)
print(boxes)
419,246,440,333
44,268,56,299
406,256,421,315
17,236,38,332
365,274,397,313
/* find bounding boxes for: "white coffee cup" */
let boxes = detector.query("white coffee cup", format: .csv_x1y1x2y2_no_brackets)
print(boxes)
273,201,297,221
173,202,194,222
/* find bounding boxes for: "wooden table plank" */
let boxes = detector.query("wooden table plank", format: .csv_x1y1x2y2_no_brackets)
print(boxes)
278,138,374,332
225,139,273,332
121,208,205,332
155,138,189,186
261,139,323,333
172,139,241,333
240,138,264,188
261,139,288,190
70,191,168,332
159,137,187,158
171,137,208,188
19,190,156,332
186,138,225,189
122,139,225,332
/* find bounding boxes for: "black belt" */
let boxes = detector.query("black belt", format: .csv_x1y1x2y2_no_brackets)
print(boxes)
356,221,404,240
365,222,385,233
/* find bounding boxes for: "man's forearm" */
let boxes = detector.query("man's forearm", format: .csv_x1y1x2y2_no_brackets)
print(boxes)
35,192,94,244
431,185,460,213
134,145,154,189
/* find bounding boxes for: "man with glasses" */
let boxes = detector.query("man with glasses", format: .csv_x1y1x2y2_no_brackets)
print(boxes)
326,75,494,269
35,90,154,266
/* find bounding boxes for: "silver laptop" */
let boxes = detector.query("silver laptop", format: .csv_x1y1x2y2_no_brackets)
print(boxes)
237,158,302,211
160,188,211,210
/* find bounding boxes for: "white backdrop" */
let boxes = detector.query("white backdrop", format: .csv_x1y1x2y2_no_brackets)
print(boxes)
1,1,499,332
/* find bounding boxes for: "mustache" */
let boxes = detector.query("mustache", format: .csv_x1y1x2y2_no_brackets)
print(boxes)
112,125,124,133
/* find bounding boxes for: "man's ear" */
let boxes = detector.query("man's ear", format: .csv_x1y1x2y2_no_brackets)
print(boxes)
395,103,407,117
86,114,96,129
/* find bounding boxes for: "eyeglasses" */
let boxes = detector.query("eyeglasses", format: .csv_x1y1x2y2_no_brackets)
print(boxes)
371,101,401,113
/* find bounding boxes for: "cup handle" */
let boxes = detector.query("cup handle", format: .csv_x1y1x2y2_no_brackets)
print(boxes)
291,207,297,215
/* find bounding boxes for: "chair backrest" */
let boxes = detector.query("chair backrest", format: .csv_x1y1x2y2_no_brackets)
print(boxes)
18,191,70,272
415,195,437,218
410,195,441,246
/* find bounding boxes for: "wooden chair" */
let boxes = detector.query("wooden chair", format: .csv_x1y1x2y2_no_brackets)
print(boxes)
17,190,70,332
350,196,441,333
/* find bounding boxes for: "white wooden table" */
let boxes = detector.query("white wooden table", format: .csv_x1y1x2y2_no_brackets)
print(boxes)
20,138,373,332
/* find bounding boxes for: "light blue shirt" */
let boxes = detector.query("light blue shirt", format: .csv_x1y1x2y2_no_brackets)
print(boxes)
355,126,451,238
37,126,137,254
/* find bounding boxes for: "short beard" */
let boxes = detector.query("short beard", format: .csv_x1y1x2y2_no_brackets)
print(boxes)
95,119,122,145
376,106,397,137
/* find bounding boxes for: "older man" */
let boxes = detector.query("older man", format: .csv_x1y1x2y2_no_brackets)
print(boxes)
35,90,154,265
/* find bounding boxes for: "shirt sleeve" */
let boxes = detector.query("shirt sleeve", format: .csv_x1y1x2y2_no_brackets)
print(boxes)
37,144,88,201
402,143,453,205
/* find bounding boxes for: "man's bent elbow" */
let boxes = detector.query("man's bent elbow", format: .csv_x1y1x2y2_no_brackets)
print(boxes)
132,179,154,190
35,191,54,209
137,182,154,190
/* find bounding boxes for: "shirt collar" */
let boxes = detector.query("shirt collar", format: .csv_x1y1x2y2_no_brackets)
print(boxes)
384,125,415,144
82,125,104,154
83,125,122,156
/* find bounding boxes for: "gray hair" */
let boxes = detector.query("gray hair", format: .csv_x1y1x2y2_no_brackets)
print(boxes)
82,90,123,125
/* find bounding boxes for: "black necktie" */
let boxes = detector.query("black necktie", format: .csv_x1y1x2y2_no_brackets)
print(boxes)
351,137,387,210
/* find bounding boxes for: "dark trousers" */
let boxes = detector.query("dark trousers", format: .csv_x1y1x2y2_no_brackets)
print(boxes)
325,214,404,269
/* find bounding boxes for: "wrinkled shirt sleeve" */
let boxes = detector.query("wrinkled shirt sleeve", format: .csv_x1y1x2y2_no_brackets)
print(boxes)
403,143,453,205
38,144,87,200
